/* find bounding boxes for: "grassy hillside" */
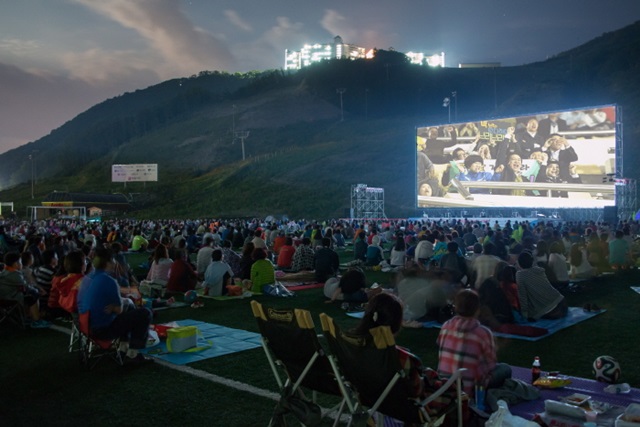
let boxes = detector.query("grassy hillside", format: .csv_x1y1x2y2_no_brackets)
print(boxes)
1,22,640,219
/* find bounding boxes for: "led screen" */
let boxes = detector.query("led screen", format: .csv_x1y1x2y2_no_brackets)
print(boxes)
416,106,616,209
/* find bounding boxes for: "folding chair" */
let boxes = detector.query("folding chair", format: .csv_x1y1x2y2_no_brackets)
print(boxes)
77,311,123,370
250,300,348,426
320,313,467,427
0,299,25,329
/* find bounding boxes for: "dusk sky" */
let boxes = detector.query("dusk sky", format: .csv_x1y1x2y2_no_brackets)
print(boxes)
1,0,639,155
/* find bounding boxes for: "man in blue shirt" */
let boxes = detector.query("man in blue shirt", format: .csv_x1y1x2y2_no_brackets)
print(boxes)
78,246,153,364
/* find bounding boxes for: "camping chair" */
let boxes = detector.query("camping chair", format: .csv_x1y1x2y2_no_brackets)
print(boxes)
0,299,25,329
77,311,123,370
250,300,348,426
319,313,466,427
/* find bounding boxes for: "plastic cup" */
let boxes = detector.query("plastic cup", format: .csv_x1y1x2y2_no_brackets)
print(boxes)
585,411,597,422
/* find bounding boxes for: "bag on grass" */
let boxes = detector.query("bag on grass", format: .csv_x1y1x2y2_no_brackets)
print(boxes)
166,326,213,353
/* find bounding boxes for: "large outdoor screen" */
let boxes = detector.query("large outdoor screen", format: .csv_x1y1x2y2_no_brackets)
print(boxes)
416,105,617,209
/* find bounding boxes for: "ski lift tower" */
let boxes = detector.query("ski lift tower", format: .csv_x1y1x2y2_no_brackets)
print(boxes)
350,184,387,220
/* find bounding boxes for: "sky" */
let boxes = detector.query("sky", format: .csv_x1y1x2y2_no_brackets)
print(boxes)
1,0,640,155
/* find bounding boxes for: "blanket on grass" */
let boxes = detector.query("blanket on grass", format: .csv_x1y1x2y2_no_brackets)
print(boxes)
140,319,261,365
347,307,605,341
631,286,640,294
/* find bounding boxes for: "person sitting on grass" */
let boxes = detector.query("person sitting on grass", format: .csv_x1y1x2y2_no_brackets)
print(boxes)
166,249,198,294
365,235,384,266
515,251,567,321
354,232,368,262
325,267,369,310
250,248,275,293
145,244,172,287
314,237,339,283
203,249,234,296
354,292,459,417
0,252,50,328
276,237,296,270
291,237,315,272
437,289,511,396
77,247,153,365
130,229,149,253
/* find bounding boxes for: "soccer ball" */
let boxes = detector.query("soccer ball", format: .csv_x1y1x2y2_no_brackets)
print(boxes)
184,290,198,304
592,355,621,383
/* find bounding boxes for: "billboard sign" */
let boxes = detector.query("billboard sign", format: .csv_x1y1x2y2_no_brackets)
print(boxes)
112,164,158,182
416,106,616,209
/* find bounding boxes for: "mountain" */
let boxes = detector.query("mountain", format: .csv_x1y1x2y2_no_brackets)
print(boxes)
1,22,639,219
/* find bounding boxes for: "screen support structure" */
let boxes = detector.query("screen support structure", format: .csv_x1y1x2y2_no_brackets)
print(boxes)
613,107,637,220
350,184,387,220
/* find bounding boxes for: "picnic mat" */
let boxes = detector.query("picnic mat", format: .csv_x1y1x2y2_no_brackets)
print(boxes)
347,307,606,341
509,365,640,422
631,286,640,294
140,319,261,365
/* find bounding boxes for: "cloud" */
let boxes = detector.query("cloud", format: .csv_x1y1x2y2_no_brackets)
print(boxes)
225,9,253,32
61,48,160,85
73,0,235,79
0,38,40,54
321,9,361,42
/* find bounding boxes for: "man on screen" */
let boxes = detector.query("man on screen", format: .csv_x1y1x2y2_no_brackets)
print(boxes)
541,134,578,181
421,126,458,164
515,119,544,159
535,160,568,198
538,113,568,141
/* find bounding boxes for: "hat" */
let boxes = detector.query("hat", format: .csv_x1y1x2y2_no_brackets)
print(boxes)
464,155,484,170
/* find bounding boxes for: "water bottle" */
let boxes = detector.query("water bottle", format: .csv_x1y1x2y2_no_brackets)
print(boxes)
532,356,541,383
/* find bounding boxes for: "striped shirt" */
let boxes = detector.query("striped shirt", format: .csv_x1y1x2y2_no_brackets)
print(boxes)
515,266,564,320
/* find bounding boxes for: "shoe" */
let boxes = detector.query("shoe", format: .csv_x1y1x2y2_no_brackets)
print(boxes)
166,297,176,306
31,319,51,329
191,301,204,308
125,353,155,365
583,303,591,312
590,304,601,312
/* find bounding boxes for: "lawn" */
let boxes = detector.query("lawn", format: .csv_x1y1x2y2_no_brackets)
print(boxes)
1,248,638,426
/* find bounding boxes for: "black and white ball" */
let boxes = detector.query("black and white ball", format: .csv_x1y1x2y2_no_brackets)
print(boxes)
592,355,621,383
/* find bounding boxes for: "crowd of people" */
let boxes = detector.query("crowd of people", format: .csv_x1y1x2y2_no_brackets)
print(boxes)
0,214,638,392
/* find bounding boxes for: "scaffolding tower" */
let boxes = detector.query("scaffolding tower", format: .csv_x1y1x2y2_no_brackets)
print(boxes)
350,184,386,219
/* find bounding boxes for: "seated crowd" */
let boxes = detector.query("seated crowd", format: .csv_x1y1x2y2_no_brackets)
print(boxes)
0,216,638,385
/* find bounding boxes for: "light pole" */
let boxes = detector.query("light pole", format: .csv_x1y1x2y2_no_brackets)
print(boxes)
364,88,369,121
234,131,250,160
29,154,34,199
452,91,457,122
336,88,346,122
443,97,451,123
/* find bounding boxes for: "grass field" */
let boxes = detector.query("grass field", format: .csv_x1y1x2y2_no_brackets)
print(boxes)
1,249,638,426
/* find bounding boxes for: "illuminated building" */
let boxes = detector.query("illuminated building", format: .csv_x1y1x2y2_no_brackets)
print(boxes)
285,36,445,70
285,36,366,70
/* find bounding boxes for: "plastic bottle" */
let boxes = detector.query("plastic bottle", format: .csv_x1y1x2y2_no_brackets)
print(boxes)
531,356,541,383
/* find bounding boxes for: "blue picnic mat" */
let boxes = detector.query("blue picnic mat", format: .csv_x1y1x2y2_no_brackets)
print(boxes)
139,319,262,365
347,307,606,341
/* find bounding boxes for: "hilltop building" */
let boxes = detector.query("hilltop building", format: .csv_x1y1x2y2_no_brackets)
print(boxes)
285,36,445,70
